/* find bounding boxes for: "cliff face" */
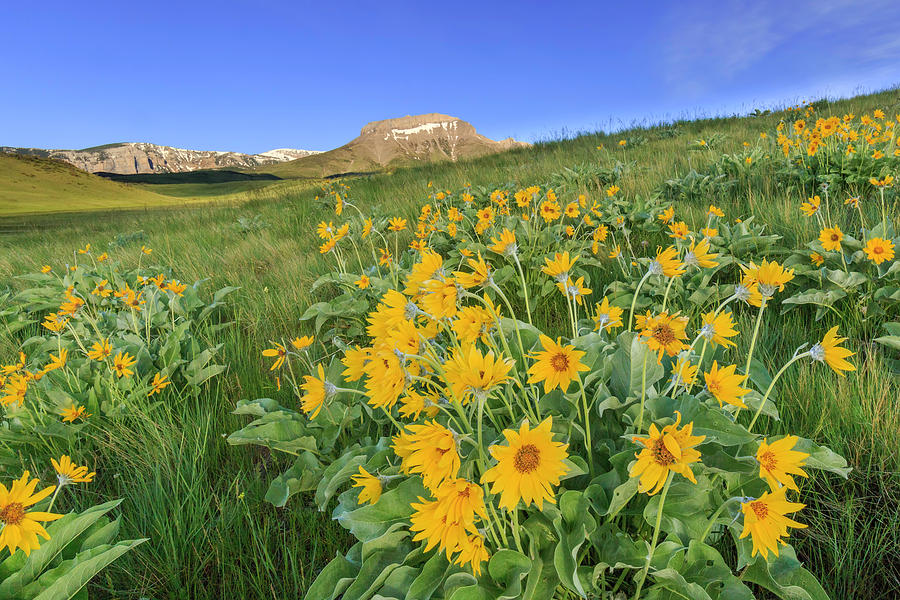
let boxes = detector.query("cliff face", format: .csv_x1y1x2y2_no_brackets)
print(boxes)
266,114,530,178
357,113,529,166
0,143,319,174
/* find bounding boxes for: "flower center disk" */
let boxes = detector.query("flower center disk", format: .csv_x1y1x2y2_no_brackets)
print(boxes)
0,502,25,525
653,324,676,345
550,353,569,372
651,439,675,466
514,444,541,473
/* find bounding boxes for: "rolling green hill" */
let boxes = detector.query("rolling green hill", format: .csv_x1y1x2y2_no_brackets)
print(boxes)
0,154,205,216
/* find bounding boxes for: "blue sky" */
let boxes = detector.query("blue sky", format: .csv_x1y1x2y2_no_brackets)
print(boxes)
2,0,899,154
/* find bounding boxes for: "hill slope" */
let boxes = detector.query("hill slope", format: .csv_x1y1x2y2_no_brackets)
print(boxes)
262,113,529,178
0,154,206,216
1,143,319,175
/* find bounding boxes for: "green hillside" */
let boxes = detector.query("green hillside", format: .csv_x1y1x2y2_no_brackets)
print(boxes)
0,153,204,215
258,143,382,178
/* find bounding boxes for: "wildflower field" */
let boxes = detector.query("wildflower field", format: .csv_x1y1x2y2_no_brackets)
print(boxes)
1,88,899,599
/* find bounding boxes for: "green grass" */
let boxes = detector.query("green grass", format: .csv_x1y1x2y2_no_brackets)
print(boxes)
1,86,900,599
0,154,309,217
137,180,284,198
0,154,206,216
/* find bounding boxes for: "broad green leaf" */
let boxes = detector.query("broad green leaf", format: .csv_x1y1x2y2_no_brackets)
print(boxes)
265,451,322,507
742,546,831,600
303,547,361,600
0,499,123,596
552,491,596,595
337,478,426,542
28,539,145,600
406,552,453,600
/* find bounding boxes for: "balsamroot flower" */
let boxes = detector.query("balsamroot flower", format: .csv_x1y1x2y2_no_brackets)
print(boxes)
454,532,489,575
410,478,487,552
541,251,578,283
394,421,460,491
350,467,382,505
756,436,809,492
703,361,751,409
481,417,569,510
639,312,689,362
0,472,63,556
809,326,855,375
740,259,794,298
453,253,491,289
443,345,512,404
863,237,895,264
819,226,843,252
87,339,111,361
51,455,95,486
290,335,314,351
262,343,287,371
111,352,136,378
592,296,623,333
489,229,517,257
740,487,806,559
699,311,739,347
684,237,719,268
59,404,90,422
648,246,685,278
300,363,335,418
527,335,589,393
630,412,704,495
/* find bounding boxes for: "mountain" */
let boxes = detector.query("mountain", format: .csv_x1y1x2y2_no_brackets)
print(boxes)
0,143,319,175
261,113,530,178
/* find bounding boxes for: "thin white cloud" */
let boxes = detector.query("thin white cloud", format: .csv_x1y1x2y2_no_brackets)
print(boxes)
662,0,900,96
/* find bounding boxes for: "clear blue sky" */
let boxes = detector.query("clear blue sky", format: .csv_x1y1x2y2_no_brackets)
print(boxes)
3,0,899,154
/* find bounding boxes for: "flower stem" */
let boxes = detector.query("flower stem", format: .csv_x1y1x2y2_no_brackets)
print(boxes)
699,496,741,544
661,276,676,312
513,255,533,325
632,473,673,600
47,485,63,513
747,351,806,432
637,351,649,432
743,298,767,380
577,375,595,477
627,272,651,331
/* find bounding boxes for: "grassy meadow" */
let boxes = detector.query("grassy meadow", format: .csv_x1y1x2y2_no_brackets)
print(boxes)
1,87,899,599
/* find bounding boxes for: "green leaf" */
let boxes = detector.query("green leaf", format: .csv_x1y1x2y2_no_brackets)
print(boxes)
875,335,900,351
337,478,426,542
0,499,123,596
486,549,532,599
406,552,453,600
77,518,120,553
265,452,323,507
647,396,755,447
643,480,714,542
28,539,146,600
589,522,646,570
792,438,851,478
781,289,846,312
303,546,361,600
610,332,664,400
226,410,319,455
552,491,596,596
341,526,413,600
742,546,832,600
823,269,867,290
606,477,639,518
